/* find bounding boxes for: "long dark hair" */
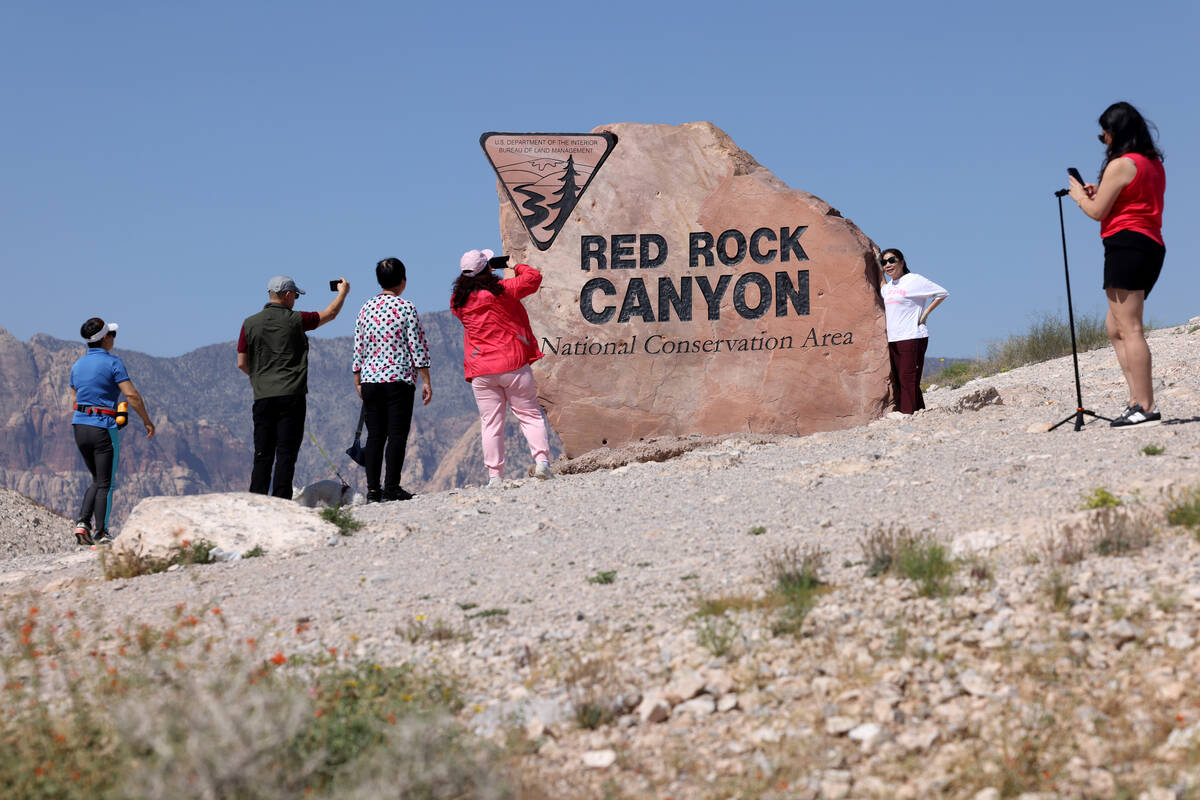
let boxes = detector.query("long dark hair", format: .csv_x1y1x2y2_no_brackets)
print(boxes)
1099,102,1163,175
451,269,504,309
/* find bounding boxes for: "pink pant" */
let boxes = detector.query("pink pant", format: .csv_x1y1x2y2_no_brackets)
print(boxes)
471,365,550,477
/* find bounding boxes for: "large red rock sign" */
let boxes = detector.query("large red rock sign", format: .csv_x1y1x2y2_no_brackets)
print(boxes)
492,122,889,457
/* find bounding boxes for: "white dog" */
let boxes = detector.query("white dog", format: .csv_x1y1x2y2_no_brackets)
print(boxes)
292,480,364,508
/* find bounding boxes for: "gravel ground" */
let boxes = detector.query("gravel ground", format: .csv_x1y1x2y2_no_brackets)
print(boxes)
3,319,1200,798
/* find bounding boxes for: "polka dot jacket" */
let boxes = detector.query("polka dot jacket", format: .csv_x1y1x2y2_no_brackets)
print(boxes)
352,294,431,384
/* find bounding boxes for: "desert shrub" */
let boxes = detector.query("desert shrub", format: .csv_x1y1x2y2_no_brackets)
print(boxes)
894,538,957,598
99,538,219,580
321,505,363,536
763,545,824,636
927,311,1111,388
563,654,620,731
930,360,978,389
0,605,503,800
694,614,739,658
1043,506,1156,564
859,523,912,577
1044,570,1071,612
1080,487,1122,510
1166,486,1200,532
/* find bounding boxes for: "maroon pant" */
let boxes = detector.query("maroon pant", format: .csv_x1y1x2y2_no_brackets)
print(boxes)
889,337,928,414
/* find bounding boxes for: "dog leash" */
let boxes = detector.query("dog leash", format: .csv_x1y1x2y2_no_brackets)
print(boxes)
306,428,351,488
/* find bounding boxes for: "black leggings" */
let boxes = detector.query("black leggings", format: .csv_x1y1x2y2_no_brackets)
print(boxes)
74,424,119,532
361,382,415,492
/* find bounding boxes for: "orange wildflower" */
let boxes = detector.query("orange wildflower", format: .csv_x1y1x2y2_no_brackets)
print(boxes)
270,652,286,665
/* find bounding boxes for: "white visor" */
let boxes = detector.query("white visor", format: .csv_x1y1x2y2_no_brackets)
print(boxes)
87,322,118,343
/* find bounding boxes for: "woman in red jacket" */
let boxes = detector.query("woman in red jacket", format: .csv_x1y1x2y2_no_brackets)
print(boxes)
1069,101,1166,428
452,249,552,486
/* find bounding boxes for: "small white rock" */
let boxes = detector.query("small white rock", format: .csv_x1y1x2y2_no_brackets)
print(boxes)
582,749,617,769
824,715,858,735
848,722,884,751
675,696,716,716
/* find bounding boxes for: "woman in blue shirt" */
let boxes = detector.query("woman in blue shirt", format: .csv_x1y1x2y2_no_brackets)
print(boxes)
69,318,155,545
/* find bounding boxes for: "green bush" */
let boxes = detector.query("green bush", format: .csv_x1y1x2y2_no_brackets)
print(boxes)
321,505,364,536
1166,486,1200,532
1080,487,1122,510
895,539,957,598
763,546,824,636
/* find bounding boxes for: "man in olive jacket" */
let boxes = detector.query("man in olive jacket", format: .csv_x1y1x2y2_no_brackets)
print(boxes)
238,275,349,498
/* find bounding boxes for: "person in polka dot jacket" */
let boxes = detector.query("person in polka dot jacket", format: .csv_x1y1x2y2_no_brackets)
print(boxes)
352,257,432,502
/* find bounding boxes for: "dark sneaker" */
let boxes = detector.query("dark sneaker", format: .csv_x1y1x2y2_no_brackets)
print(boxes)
382,487,414,502
1110,404,1161,428
91,531,114,547
74,522,93,546
366,489,382,504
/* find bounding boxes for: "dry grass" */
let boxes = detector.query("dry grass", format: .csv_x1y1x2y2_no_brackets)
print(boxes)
1042,506,1158,565
99,538,218,580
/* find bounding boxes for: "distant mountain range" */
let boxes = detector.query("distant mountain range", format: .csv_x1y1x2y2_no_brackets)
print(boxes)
0,310,556,529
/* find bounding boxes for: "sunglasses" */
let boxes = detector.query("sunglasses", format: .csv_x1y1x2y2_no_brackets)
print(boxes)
1098,132,1107,143
881,256,900,266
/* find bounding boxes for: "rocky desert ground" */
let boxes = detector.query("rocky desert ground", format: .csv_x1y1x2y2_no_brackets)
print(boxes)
4,320,1200,799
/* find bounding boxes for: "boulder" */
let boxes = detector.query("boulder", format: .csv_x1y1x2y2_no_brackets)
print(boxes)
112,492,339,561
496,122,889,456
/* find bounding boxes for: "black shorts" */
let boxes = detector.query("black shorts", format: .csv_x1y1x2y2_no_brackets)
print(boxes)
1103,229,1165,298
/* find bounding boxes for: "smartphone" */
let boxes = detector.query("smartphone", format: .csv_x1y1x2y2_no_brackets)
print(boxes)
329,279,340,291
1067,167,1085,185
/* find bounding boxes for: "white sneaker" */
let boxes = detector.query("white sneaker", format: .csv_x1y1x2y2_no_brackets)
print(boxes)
486,477,503,488
533,461,554,480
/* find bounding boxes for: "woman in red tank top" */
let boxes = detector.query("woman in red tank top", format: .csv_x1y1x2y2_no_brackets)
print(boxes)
1068,101,1166,428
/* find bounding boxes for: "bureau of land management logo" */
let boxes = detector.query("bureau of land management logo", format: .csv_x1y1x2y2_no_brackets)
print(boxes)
480,131,617,251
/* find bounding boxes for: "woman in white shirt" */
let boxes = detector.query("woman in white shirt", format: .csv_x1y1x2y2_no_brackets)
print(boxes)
880,248,948,414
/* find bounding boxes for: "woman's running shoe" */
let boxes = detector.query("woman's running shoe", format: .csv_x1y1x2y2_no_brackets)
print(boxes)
1110,404,1161,428
73,522,93,546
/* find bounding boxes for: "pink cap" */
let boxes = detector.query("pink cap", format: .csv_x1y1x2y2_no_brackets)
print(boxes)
459,249,494,276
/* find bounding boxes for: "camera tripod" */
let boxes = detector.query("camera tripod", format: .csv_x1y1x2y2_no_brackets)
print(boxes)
1049,188,1110,432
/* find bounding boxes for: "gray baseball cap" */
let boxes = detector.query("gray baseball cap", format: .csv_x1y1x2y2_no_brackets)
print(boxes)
267,275,305,295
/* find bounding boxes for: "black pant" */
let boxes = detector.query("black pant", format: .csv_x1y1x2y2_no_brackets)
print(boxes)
74,424,118,532
250,395,306,498
361,382,415,492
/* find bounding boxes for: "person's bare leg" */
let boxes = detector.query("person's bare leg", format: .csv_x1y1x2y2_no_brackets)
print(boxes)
1106,288,1153,410
1105,306,1136,408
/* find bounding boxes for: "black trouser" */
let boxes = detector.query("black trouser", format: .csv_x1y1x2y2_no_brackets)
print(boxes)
74,424,118,532
361,381,415,493
250,394,307,498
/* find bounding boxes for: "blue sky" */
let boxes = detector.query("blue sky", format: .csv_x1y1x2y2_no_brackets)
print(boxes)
1,1,1195,359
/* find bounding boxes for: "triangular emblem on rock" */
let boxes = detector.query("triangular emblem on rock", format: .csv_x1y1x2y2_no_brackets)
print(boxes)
480,132,617,251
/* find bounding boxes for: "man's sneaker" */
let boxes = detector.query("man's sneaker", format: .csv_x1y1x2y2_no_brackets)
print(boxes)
532,461,554,480
73,522,93,546
486,476,503,488
382,487,414,502
91,531,115,547
365,489,382,504
1110,404,1161,428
